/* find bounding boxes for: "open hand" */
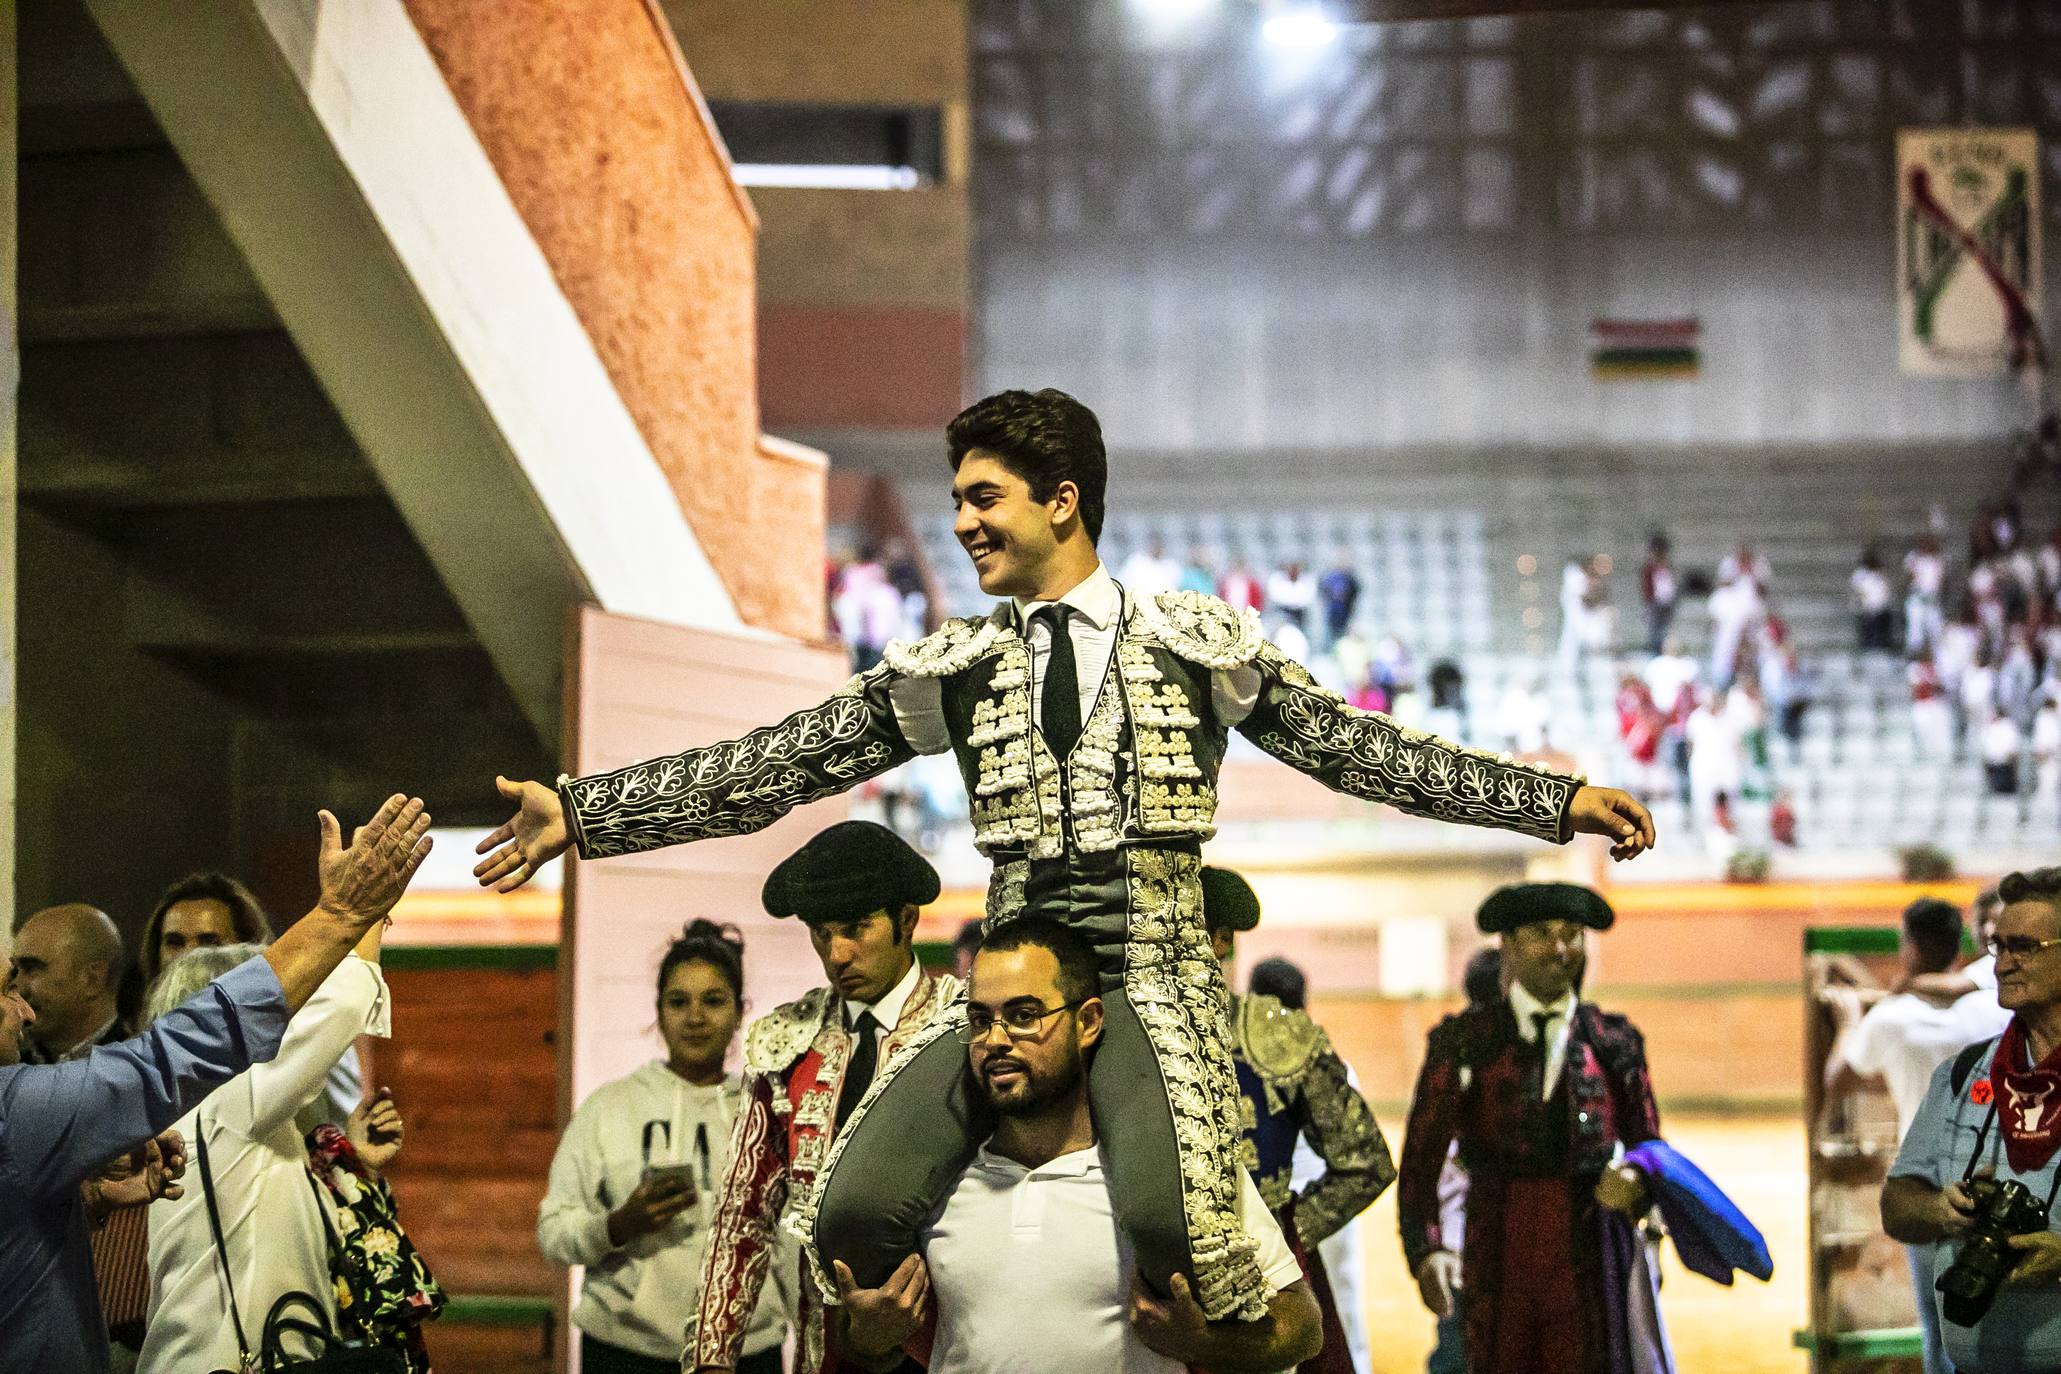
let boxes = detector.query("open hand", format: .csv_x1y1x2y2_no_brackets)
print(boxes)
317,795,434,927
1127,1270,1210,1364
92,1129,187,1215
833,1255,930,1361
472,776,569,893
347,1087,406,1177
1568,785,1656,860
1414,1250,1463,1318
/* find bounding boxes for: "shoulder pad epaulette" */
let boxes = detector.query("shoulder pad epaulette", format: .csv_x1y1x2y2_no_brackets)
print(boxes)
882,612,1010,679
1238,993,1325,1082
744,987,836,1073
1134,591,1264,670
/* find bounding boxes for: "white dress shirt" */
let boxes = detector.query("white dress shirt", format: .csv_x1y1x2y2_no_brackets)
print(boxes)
886,563,1261,754
142,957,389,1373
922,1142,1303,1374
1509,980,1578,1100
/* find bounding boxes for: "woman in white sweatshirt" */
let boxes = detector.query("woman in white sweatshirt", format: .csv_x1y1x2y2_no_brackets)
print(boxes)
539,920,792,1374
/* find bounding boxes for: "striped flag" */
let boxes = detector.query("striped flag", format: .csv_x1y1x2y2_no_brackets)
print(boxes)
1589,318,1701,380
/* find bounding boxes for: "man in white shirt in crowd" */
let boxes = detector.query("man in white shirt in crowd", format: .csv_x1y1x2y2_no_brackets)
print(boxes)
833,917,1322,1374
1823,897,2010,1374
1118,537,1183,599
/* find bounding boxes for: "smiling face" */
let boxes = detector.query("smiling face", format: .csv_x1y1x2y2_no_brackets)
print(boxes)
950,451,1078,599
658,958,743,1078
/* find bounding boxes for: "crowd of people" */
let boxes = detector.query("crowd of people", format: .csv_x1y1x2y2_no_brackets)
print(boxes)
2,796,439,1374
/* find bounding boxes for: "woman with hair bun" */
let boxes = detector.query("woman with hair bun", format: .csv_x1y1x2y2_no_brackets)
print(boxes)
539,921,792,1374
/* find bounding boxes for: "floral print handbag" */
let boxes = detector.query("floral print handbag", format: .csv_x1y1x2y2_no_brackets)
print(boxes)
303,1126,446,1373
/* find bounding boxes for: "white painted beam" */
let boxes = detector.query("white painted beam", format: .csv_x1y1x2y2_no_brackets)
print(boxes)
82,0,747,743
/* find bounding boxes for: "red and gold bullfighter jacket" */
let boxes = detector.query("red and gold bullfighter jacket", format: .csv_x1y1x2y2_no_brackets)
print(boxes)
689,967,958,1374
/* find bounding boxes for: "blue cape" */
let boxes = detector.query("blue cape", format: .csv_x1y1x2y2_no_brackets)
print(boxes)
1624,1139,1773,1285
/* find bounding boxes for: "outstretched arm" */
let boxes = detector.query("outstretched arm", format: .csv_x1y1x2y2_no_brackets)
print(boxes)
1234,643,1655,858
477,666,916,890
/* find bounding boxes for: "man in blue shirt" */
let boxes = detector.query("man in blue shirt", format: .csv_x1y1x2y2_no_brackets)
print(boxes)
1885,865,2061,1374
0,793,433,1374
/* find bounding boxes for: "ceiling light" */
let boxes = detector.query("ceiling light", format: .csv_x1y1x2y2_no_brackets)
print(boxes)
1262,6,1337,47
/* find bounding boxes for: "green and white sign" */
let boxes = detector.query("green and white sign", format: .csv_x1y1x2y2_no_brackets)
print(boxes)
1897,127,2044,377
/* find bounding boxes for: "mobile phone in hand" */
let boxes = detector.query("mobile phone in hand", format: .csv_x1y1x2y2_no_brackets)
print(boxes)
642,1163,699,1203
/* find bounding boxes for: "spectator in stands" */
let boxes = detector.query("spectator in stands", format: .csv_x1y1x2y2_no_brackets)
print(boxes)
11,905,127,1064
2038,530,2061,610
541,921,790,1374
1118,537,1182,599
882,539,929,639
1178,546,1217,598
1999,626,2042,728
1318,555,1361,651
1640,533,1679,656
0,795,431,1374
1982,707,2024,796
1219,556,1264,614
1686,686,1749,834
832,547,907,673
1348,669,1390,716
1372,631,1417,701
1498,671,1552,756
1910,651,1954,759
140,872,275,990
1268,559,1317,638
140,899,401,1371
1557,555,1593,672
1615,673,1665,796
1971,555,2008,654
1851,546,1897,655
2035,695,2061,803
1763,642,1815,764
305,1087,442,1370
1425,661,1469,742
1720,542,1772,589
953,920,984,981
1707,568,1765,688
1333,629,1372,703
1825,898,2010,1374
1905,534,1948,654
1937,602,1983,753
144,872,360,1131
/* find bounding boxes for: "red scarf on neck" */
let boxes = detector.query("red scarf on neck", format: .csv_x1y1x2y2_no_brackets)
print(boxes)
1988,1018,2061,1173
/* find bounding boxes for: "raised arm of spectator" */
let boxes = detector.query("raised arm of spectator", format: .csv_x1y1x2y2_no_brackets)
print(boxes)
230,920,390,1142
0,795,430,1199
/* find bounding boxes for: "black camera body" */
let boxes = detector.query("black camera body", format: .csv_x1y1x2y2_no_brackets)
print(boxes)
1938,1176,2054,1327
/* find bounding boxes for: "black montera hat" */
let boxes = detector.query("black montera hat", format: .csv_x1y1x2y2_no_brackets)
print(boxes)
1475,882,1615,936
1201,866,1261,934
761,821,941,924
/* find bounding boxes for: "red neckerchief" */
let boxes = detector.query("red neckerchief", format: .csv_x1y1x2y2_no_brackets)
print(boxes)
1989,1018,2061,1173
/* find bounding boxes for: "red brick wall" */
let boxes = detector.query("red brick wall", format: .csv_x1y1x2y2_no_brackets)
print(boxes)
401,0,823,640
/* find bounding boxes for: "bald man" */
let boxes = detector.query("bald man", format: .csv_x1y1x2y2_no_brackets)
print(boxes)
12,905,127,1064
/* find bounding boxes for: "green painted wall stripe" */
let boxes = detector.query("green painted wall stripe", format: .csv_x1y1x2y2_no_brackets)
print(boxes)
441,1294,554,1325
1803,927,1901,955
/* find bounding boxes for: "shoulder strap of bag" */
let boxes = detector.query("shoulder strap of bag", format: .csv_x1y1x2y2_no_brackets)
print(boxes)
196,1124,253,1369
1950,1036,1996,1097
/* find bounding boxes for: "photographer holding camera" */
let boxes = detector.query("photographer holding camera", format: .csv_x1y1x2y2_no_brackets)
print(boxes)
1885,867,2061,1373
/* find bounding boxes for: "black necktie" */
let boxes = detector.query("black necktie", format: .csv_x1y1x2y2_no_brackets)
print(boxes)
1035,605,1083,759
836,1010,880,1132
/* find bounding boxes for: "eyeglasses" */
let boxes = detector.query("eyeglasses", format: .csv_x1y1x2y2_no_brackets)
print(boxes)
958,998,1088,1043
1987,936,2061,960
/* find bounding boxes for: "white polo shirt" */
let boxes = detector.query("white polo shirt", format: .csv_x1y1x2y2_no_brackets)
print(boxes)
921,1143,1304,1374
